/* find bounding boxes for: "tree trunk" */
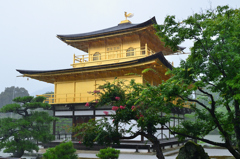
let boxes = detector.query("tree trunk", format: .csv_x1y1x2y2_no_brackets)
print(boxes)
153,139,165,159
233,101,240,157
226,143,240,159
121,132,165,159
234,121,240,152
234,111,240,153
13,149,24,158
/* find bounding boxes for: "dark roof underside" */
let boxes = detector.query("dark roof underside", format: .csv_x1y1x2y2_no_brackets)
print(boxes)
17,52,172,75
57,17,157,41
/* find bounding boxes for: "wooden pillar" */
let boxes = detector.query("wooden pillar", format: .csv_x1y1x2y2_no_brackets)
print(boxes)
169,120,170,138
121,37,123,57
104,38,107,60
178,112,180,129
173,113,175,137
73,54,75,64
53,106,56,136
161,112,163,139
72,106,75,140
88,42,91,62
145,43,148,55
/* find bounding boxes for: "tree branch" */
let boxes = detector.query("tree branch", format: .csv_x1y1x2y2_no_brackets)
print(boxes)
120,131,144,140
179,94,210,111
198,87,216,111
179,91,230,145
167,126,226,147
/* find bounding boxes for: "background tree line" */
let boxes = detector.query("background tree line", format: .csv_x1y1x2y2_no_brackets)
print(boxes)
0,86,29,108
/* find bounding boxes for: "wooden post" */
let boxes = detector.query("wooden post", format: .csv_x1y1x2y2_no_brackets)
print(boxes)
53,106,56,138
145,43,148,55
161,112,163,139
174,114,176,137
169,121,171,139
73,54,75,64
135,146,139,153
80,93,81,102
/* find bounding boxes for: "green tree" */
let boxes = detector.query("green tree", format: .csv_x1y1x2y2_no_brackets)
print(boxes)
96,147,120,159
0,86,29,108
43,141,78,159
155,5,240,158
44,91,54,94
74,79,173,159
0,96,56,158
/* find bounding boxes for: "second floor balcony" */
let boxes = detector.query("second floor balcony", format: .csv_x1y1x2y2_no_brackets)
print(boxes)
38,93,192,109
71,44,155,68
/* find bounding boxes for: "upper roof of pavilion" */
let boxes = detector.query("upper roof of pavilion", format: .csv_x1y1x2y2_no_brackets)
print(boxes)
57,17,156,42
57,17,185,53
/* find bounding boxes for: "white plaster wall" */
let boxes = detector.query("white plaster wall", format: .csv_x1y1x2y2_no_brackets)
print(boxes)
95,110,116,115
74,111,93,116
119,120,141,141
55,111,73,116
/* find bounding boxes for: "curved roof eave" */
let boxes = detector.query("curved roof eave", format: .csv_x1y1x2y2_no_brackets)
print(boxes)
16,51,172,76
57,17,157,41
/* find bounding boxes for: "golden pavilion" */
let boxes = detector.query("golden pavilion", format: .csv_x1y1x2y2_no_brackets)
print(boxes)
17,15,191,143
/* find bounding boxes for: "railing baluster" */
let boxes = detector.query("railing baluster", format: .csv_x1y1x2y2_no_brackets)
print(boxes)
145,43,148,56
73,54,75,64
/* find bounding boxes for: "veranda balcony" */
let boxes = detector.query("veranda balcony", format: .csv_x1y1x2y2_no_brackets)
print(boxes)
38,93,192,108
37,93,97,104
71,45,155,68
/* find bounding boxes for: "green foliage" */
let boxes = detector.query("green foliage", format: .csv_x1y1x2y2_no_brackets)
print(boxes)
74,5,240,158
43,141,78,159
73,118,121,147
44,91,54,94
155,5,240,158
96,147,120,159
176,141,210,159
73,79,172,159
0,96,56,157
94,79,127,106
55,118,72,134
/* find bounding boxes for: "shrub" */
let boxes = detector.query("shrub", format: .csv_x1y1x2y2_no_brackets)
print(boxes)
43,141,78,159
96,147,120,159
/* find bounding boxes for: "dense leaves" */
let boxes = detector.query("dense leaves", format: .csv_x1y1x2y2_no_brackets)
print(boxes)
0,96,56,157
155,5,240,158
96,147,120,159
74,79,173,159
43,141,78,159
74,5,240,158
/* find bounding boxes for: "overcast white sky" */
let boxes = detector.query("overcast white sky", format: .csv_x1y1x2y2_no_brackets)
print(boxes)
0,0,239,95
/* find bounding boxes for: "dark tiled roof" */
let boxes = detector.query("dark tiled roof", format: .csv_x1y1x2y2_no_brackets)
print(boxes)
57,17,157,41
16,52,172,75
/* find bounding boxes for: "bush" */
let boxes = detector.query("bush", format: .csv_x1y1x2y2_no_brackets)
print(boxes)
96,147,120,159
43,141,78,159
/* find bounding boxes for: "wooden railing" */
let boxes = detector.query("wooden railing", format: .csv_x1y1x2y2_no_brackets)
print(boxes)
38,93,193,108
172,99,194,109
73,45,155,64
37,93,97,104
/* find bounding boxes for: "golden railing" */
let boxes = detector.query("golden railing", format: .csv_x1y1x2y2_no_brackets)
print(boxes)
37,93,97,104
172,99,194,109
73,45,155,64
38,93,193,108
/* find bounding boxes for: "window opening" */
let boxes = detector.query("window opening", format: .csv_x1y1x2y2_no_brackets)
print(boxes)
126,47,134,56
93,52,101,61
